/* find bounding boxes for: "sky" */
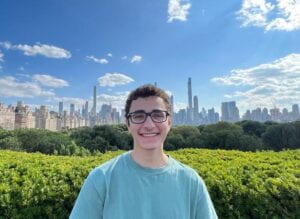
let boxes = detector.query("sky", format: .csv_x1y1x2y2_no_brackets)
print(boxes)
0,0,299,115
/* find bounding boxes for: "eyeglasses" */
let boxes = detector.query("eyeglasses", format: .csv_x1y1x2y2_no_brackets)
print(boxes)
127,110,170,124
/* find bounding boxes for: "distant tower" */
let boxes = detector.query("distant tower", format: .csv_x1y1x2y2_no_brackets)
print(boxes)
188,78,192,110
221,101,240,122
193,95,199,123
292,104,299,120
59,102,63,114
93,85,97,115
70,104,75,116
85,101,89,117
154,82,157,87
187,77,193,123
170,95,174,116
90,85,97,127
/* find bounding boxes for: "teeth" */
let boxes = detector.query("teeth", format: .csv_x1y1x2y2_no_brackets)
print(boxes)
141,133,158,137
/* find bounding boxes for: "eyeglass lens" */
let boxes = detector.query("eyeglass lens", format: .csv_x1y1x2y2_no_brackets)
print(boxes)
130,111,167,123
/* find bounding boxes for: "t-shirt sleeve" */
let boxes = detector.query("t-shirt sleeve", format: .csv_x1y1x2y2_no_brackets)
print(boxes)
195,175,218,219
69,168,106,219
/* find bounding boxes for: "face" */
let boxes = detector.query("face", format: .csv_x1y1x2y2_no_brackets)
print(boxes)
127,96,171,152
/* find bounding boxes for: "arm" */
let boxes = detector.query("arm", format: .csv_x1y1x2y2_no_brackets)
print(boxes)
69,168,106,219
195,176,218,219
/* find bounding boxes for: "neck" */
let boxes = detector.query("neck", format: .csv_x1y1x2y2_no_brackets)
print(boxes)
131,147,168,168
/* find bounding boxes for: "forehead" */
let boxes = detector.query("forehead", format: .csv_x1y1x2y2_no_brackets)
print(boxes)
130,96,167,112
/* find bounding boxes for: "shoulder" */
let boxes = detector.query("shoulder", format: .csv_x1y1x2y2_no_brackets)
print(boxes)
170,157,205,185
87,152,127,183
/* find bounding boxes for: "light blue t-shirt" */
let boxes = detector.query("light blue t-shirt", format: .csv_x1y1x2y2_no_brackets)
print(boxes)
70,151,218,219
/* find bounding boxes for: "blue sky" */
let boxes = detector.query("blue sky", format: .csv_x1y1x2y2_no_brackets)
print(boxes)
0,0,299,114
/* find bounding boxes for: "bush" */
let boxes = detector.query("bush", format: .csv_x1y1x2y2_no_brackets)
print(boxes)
0,149,299,218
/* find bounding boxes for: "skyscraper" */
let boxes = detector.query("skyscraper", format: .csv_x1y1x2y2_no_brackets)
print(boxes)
292,104,299,120
187,77,193,123
70,104,75,116
193,95,199,123
221,101,240,122
188,77,192,110
90,85,97,127
59,101,63,115
85,101,89,117
170,95,174,116
93,85,97,115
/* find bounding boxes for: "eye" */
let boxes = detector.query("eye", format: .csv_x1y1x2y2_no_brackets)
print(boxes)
151,111,165,120
132,113,145,120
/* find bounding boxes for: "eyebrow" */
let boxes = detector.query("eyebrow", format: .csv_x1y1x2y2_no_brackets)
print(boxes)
130,109,165,114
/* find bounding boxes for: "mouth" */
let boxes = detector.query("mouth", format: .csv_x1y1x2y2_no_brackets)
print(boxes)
139,133,160,137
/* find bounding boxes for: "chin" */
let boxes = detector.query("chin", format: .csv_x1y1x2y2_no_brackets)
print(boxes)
136,141,162,150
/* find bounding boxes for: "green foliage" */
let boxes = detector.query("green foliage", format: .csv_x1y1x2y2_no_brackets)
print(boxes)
263,123,300,151
0,149,299,218
0,129,90,156
237,120,267,137
69,125,132,152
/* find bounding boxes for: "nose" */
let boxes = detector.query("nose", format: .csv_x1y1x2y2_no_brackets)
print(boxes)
142,115,156,128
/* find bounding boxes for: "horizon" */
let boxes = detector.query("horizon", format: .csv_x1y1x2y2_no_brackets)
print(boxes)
1,0,299,115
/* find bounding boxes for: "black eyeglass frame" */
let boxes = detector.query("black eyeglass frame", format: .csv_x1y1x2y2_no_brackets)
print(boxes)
126,110,170,124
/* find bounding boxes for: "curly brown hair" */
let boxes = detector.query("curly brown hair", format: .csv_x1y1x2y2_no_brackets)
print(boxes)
125,84,171,117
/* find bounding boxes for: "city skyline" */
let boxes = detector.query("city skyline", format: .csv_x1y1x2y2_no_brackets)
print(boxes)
0,0,299,114
1,76,300,116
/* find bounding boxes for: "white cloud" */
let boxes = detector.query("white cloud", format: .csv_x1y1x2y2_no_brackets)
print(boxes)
86,55,109,64
50,96,86,108
174,102,187,113
211,53,300,110
237,0,300,31
96,91,130,111
0,41,71,58
98,73,134,87
165,90,173,97
130,55,142,63
0,41,12,49
33,74,69,88
168,0,191,23
107,53,112,57
0,50,4,62
122,56,128,60
0,76,55,98
0,50,3,70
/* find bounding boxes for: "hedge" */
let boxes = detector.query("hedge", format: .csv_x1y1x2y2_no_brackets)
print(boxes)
0,149,299,218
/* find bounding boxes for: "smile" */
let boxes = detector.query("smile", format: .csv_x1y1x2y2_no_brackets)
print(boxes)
139,133,159,137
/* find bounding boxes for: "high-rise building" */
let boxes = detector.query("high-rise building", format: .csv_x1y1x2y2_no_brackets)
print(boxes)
262,108,269,121
243,110,251,121
193,95,199,124
221,101,240,122
251,107,262,121
187,77,193,123
93,85,97,114
0,103,15,130
85,101,89,117
70,104,75,116
207,107,219,124
270,107,280,121
281,108,289,122
292,104,299,120
100,104,112,124
59,101,63,115
170,95,174,116
90,85,97,127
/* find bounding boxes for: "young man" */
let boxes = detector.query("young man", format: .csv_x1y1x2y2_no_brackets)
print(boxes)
70,84,218,219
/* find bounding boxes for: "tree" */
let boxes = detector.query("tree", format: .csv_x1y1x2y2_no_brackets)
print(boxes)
237,120,267,137
262,123,298,151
